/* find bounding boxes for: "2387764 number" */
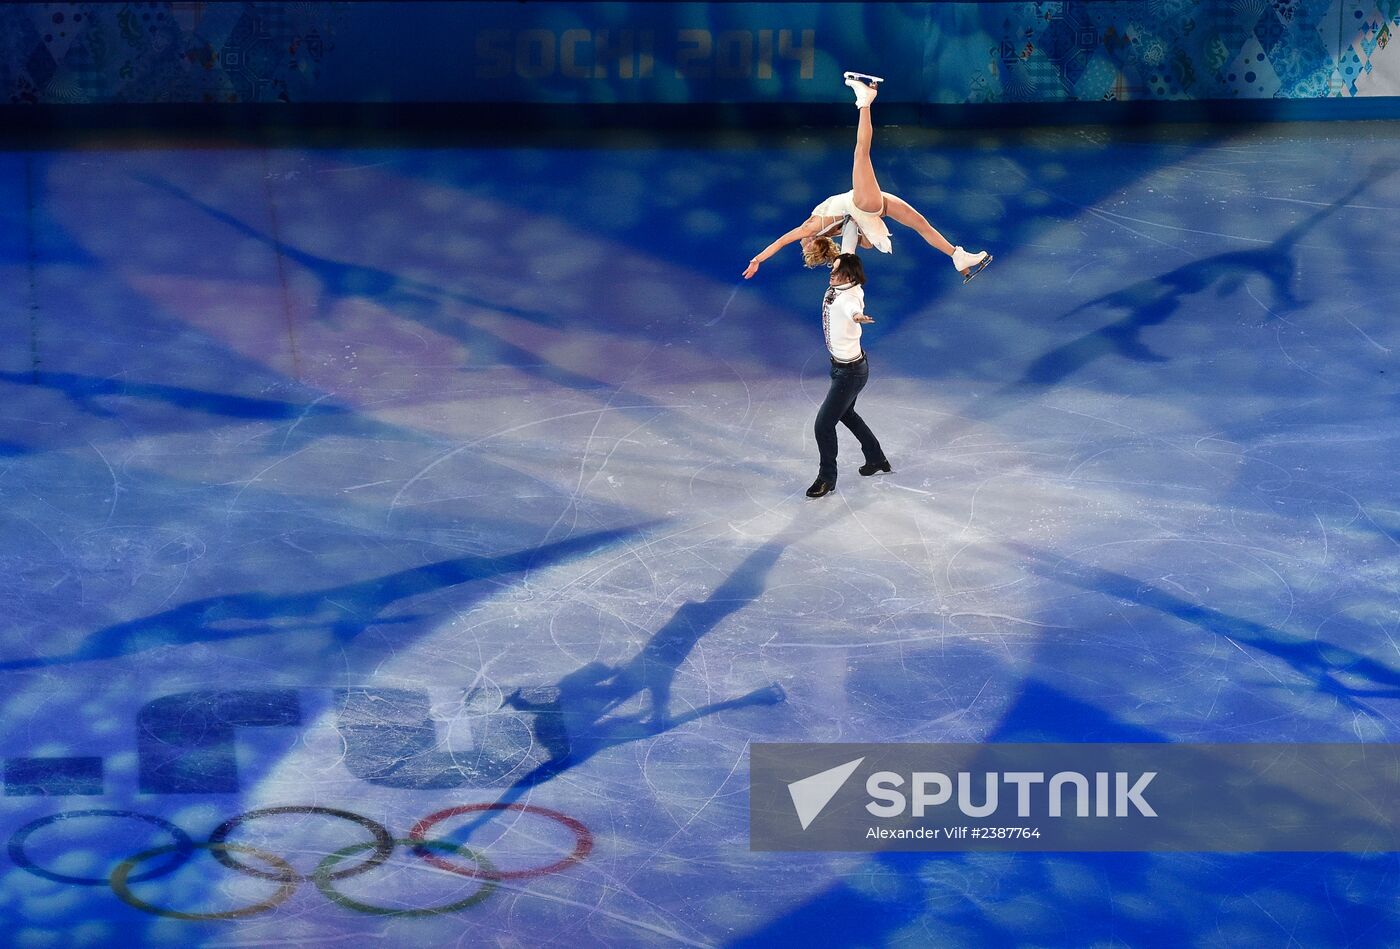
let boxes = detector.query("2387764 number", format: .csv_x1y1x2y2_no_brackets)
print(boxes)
971,827,1041,839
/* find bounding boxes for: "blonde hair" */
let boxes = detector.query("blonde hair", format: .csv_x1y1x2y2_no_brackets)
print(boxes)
802,236,840,269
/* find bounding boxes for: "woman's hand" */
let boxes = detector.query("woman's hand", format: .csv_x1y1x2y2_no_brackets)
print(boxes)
745,220,818,279
853,312,874,324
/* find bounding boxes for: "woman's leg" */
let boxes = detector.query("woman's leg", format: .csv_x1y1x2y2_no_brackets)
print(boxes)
882,193,956,256
851,103,884,214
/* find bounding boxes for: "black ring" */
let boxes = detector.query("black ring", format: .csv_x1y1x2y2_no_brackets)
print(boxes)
208,806,394,881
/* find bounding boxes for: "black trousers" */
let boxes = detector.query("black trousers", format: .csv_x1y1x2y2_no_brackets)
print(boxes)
814,355,885,484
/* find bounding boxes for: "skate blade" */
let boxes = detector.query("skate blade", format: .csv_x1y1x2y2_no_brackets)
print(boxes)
843,71,885,85
961,254,992,284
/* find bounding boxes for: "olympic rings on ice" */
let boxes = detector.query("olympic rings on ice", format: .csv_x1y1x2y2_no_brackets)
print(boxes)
6,803,593,918
111,842,299,921
209,805,395,881
408,803,594,881
313,839,496,917
9,809,195,886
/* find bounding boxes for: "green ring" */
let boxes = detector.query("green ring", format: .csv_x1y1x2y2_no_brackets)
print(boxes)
110,842,299,921
312,838,497,917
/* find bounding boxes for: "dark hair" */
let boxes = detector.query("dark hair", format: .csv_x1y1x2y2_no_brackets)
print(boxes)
832,253,866,286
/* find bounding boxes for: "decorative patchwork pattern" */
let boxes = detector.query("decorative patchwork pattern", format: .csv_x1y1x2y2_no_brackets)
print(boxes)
980,0,1400,102
2,2,1400,106
1,3,342,104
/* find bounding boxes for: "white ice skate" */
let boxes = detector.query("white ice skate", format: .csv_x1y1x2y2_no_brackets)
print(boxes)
952,246,992,284
843,72,881,108
843,71,885,85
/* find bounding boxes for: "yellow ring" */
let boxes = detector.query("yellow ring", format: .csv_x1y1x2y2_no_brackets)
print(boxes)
110,842,299,921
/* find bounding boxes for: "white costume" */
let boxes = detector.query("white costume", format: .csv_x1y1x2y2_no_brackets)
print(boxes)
811,191,892,254
822,282,865,363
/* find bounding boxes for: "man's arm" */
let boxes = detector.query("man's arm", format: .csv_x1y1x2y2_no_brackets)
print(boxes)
839,218,861,255
842,290,874,325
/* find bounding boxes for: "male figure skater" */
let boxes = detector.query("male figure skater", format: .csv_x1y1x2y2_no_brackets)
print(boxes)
808,252,891,498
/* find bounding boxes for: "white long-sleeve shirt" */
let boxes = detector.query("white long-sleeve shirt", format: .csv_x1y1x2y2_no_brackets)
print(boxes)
822,282,864,362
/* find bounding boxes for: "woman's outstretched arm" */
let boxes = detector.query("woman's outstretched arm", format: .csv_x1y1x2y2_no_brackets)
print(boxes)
743,218,821,279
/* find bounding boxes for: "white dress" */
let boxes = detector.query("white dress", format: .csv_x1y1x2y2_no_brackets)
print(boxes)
811,191,892,254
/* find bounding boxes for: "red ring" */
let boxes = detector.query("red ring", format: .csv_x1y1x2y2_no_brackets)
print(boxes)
408,804,593,881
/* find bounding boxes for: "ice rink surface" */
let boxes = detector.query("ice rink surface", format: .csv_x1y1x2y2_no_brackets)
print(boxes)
1,118,1398,946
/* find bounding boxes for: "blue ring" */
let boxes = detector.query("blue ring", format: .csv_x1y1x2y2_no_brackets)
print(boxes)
8,809,195,886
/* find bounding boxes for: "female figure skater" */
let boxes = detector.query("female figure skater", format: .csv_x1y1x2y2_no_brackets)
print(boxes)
806,252,890,499
743,73,991,282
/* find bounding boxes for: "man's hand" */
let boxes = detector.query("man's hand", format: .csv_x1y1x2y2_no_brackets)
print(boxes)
743,258,760,279
853,312,874,324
